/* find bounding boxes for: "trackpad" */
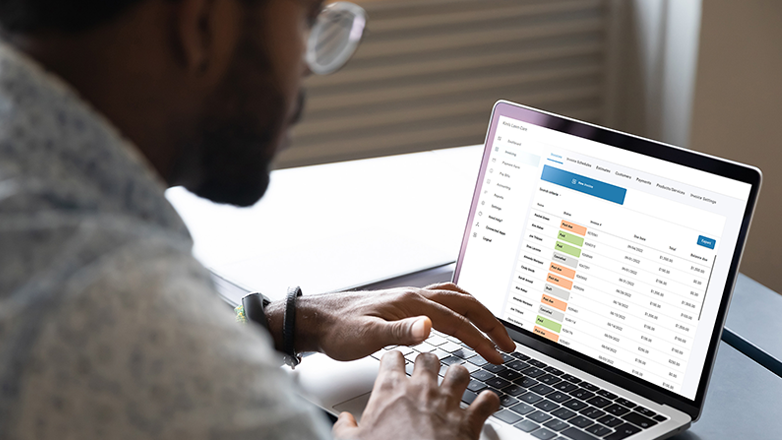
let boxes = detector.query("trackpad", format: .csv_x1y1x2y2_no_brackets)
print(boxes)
333,392,372,423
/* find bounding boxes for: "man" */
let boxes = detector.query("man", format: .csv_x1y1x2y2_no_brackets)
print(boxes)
0,0,518,439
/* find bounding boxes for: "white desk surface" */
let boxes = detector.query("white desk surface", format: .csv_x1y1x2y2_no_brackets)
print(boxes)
166,145,484,300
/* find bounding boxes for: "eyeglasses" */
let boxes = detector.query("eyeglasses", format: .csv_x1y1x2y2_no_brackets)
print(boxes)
305,2,367,75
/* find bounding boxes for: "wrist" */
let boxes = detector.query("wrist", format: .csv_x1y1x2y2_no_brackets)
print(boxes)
265,295,323,354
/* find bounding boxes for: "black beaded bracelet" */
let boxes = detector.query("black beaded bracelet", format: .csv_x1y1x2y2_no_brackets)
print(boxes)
282,286,303,368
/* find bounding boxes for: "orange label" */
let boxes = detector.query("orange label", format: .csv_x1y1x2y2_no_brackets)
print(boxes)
542,294,568,311
560,220,587,236
534,326,560,342
550,263,576,280
547,272,573,290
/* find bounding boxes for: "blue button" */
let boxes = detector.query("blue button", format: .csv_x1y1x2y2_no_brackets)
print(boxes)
697,235,716,249
540,165,627,205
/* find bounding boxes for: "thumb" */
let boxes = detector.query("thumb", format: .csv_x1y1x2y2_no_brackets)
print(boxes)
380,316,432,346
332,411,359,438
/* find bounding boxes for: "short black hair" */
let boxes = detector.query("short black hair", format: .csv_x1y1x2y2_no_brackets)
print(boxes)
0,0,148,33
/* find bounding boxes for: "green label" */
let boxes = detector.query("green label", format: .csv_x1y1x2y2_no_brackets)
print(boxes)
555,241,582,258
536,315,563,333
557,230,585,247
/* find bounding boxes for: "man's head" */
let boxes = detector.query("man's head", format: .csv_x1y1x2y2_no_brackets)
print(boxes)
0,0,324,206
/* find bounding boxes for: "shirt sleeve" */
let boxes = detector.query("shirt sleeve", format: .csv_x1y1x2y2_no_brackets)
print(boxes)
13,236,333,440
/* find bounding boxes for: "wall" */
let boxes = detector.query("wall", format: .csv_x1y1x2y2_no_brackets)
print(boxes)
689,0,782,293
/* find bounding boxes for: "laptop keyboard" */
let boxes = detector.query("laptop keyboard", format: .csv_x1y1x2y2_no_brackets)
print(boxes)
371,330,668,440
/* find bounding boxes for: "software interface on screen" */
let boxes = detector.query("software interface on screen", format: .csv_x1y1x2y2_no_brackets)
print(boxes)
458,115,752,400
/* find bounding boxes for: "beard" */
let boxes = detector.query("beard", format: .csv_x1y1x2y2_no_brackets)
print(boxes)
174,28,303,207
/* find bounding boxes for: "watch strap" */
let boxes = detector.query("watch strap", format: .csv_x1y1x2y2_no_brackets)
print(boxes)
283,286,303,367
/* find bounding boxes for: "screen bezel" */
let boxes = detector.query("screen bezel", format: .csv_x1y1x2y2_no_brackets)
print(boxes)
452,100,762,421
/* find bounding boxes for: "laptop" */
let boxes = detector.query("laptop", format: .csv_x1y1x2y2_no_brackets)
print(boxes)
292,100,762,439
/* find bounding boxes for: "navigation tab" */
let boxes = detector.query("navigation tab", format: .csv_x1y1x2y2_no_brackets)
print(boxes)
541,165,627,205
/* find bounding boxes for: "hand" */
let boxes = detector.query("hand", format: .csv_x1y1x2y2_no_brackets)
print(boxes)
332,351,499,440
266,282,515,364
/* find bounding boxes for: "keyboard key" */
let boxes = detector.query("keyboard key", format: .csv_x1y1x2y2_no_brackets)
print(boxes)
532,427,558,440
501,353,515,363
427,335,447,346
504,384,525,396
528,359,548,368
552,407,577,420
510,402,536,415
404,352,419,363
519,377,540,388
652,414,668,422
441,355,464,366
582,383,600,392
405,363,415,376
597,389,618,400
549,391,572,404
538,374,562,385
604,404,631,416
561,374,583,384
508,360,530,371
519,392,544,404
586,396,611,408
554,382,579,393
585,424,613,437
467,379,487,392
604,423,641,440
462,390,477,404
569,388,595,400
432,348,450,360
535,399,560,413
569,416,594,429
597,415,623,428
512,352,531,361
514,419,540,433
499,395,519,408
494,409,522,425
413,342,436,353
466,355,489,366
544,418,570,432
530,384,555,396
545,366,564,375
561,427,599,440
471,370,494,381
622,411,658,429
452,348,476,360
497,369,524,382
522,367,546,378
634,406,657,418
485,377,512,390
441,341,462,353
439,365,448,377
563,400,589,411
579,407,605,420
484,364,508,374
462,363,480,374
528,410,552,423
614,398,636,409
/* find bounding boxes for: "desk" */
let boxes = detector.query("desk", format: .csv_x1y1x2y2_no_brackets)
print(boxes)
167,145,782,438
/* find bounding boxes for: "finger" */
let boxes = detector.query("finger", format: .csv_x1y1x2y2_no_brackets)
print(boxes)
464,390,500,438
412,352,440,380
332,411,359,438
403,297,505,364
423,287,516,353
378,350,406,377
440,364,470,405
367,315,432,348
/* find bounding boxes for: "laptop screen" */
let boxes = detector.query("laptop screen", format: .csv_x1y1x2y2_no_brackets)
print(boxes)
455,102,755,401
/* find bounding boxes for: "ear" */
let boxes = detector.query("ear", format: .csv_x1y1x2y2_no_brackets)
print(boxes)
172,0,241,79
